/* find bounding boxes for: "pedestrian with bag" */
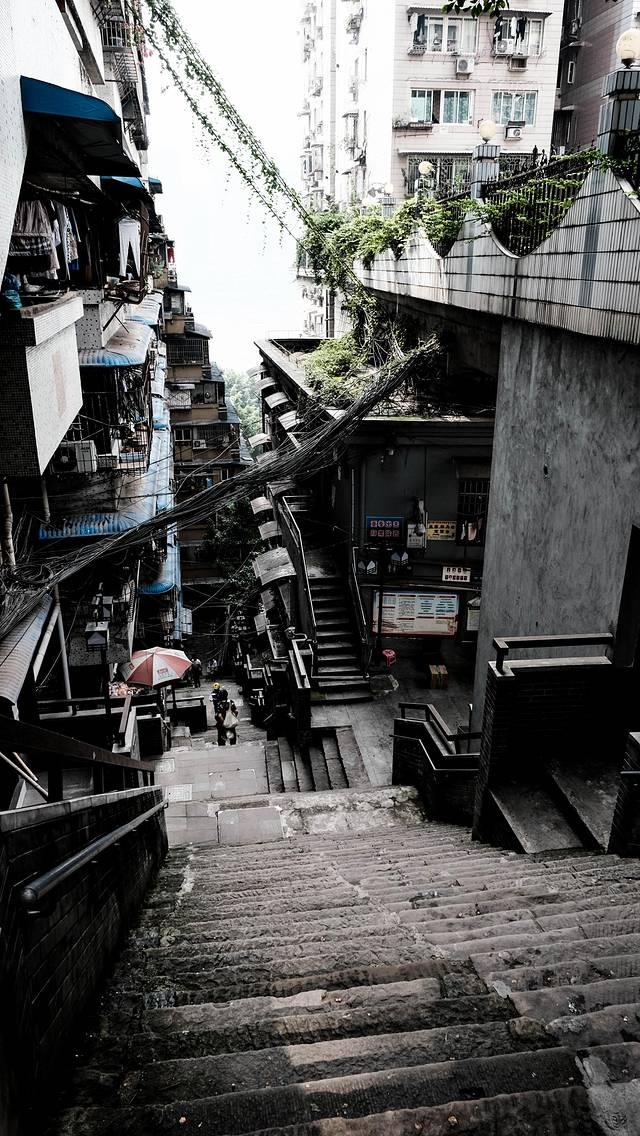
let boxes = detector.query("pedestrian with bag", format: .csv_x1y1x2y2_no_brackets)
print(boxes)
215,697,238,746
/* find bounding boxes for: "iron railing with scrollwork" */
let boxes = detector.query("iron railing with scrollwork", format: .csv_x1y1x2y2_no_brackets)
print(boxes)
611,131,640,192
481,155,590,257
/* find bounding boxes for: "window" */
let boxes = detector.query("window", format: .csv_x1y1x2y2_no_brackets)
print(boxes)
494,16,544,56
566,59,576,85
410,89,433,123
491,91,537,126
174,427,192,443
413,14,477,53
406,153,471,196
456,478,489,546
442,90,472,125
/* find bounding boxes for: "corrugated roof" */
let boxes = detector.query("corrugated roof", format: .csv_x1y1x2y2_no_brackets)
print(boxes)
252,547,295,587
78,321,154,367
139,526,180,595
0,596,53,707
128,293,163,327
248,433,270,448
279,409,299,431
186,322,212,339
265,391,289,410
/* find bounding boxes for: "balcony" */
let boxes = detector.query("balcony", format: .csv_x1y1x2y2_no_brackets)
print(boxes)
346,8,363,41
309,76,323,97
393,118,434,131
101,17,138,85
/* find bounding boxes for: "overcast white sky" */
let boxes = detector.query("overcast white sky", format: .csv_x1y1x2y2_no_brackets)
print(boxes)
147,1,304,372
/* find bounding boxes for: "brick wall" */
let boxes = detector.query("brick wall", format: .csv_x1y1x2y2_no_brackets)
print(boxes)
0,787,167,1136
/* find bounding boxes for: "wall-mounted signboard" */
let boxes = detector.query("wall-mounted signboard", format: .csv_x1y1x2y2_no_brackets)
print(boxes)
442,566,471,583
427,520,456,541
366,516,405,545
372,591,459,637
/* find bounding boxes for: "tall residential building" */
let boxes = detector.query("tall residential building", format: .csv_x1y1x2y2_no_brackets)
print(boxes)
299,0,564,333
553,0,640,152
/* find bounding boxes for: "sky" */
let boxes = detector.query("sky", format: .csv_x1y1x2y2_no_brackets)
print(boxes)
147,1,305,373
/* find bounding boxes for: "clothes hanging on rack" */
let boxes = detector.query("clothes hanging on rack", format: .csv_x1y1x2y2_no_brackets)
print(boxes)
118,217,141,277
7,200,54,269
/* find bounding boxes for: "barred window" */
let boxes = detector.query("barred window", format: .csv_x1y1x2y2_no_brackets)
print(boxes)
457,477,489,546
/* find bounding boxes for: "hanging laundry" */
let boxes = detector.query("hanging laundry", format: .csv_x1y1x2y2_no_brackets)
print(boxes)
7,200,53,266
516,16,527,44
118,217,141,278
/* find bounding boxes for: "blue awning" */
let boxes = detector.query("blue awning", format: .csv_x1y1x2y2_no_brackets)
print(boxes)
78,321,154,367
101,175,152,203
139,527,180,595
149,177,163,194
21,77,139,176
128,293,163,327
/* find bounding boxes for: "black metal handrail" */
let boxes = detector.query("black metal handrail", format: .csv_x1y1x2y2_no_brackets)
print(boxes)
19,798,166,911
493,632,614,675
349,545,370,674
396,731,477,775
397,702,480,754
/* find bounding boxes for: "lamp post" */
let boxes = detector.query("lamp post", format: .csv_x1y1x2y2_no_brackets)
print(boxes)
471,120,500,198
417,159,435,197
597,29,640,159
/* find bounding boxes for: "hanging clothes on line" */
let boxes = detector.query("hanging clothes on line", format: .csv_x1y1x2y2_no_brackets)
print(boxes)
118,217,141,278
7,200,54,269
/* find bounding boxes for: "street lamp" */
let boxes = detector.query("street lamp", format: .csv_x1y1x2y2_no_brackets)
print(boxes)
417,159,435,195
616,28,640,68
478,119,498,143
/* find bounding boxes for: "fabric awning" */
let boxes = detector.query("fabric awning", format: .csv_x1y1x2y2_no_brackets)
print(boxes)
21,76,139,176
101,175,153,204
149,177,163,194
265,391,289,411
78,321,154,367
0,596,53,708
139,527,180,596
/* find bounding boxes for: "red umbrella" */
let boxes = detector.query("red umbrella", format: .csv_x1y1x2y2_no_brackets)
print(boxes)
120,647,192,688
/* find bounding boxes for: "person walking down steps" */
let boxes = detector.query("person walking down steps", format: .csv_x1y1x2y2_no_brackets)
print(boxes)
214,696,238,746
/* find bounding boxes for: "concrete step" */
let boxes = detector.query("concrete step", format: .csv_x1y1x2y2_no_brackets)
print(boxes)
277,737,299,793
490,783,582,854
315,641,359,654
55,1043,640,1135
293,744,314,792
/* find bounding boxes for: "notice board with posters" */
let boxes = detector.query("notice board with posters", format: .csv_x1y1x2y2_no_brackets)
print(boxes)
372,591,459,637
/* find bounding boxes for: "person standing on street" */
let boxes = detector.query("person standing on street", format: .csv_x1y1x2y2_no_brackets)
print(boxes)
191,658,203,688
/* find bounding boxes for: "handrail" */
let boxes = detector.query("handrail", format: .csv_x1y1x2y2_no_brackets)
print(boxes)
493,632,614,675
117,693,133,746
290,640,311,690
0,716,155,774
350,545,370,673
0,749,48,802
280,497,317,654
398,733,476,776
19,798,166,911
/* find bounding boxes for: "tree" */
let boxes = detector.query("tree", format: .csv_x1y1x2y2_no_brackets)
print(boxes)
223,369,261,441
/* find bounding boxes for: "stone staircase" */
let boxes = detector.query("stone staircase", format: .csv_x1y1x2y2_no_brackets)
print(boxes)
50,795,640,1135
310,575,370,704
267,726,370,794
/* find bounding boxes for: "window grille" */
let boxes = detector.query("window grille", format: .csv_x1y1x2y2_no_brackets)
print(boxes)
456,477,489,546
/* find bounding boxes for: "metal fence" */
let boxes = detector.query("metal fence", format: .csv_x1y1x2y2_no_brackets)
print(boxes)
482,155,590,257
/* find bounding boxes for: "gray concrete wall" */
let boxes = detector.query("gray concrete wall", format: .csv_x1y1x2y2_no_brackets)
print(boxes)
472,319,640,724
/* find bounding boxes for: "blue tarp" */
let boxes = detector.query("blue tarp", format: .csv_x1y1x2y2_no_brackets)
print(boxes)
78,321,154,368
139,526,180,596
21,77,138,176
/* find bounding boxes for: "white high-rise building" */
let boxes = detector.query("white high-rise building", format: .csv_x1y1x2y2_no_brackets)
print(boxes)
299,0,565,333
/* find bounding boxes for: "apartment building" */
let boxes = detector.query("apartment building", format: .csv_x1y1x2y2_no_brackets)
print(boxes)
299,0,564,333
0,0,186,716
553,0,640,152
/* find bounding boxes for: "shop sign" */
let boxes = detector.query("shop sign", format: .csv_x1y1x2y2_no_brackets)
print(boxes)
442,566,471,584
427,520,456,541
372,591,458,637
366,516,404,545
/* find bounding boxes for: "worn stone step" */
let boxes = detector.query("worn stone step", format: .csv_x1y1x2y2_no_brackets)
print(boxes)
277,737,299,793
308,744,331,791
292,744,314,792
547,1001,640,1050
130,910,400,950
392,879,640,920
73,1016,553,1108
471,931,640,978
394,893,640,936
265,741,284,793
109,946,438,1006
335,726,370,789
95,988,514,1064
486,951,640,994
55,1043,630,1136
510,977,640,1023
317,691,372,704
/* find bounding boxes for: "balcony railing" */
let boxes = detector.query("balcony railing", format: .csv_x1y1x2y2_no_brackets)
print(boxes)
482,155,591,256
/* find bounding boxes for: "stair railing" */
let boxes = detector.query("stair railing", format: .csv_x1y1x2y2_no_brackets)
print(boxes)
349,545,371,675
279,497,317,667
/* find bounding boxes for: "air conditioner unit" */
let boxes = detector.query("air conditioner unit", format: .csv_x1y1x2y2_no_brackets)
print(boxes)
508,55,528,71
505,122,525,140
192,439,207,450
52,440,98,474
496,40,509,54
456,56,474,75
97,453,119,470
